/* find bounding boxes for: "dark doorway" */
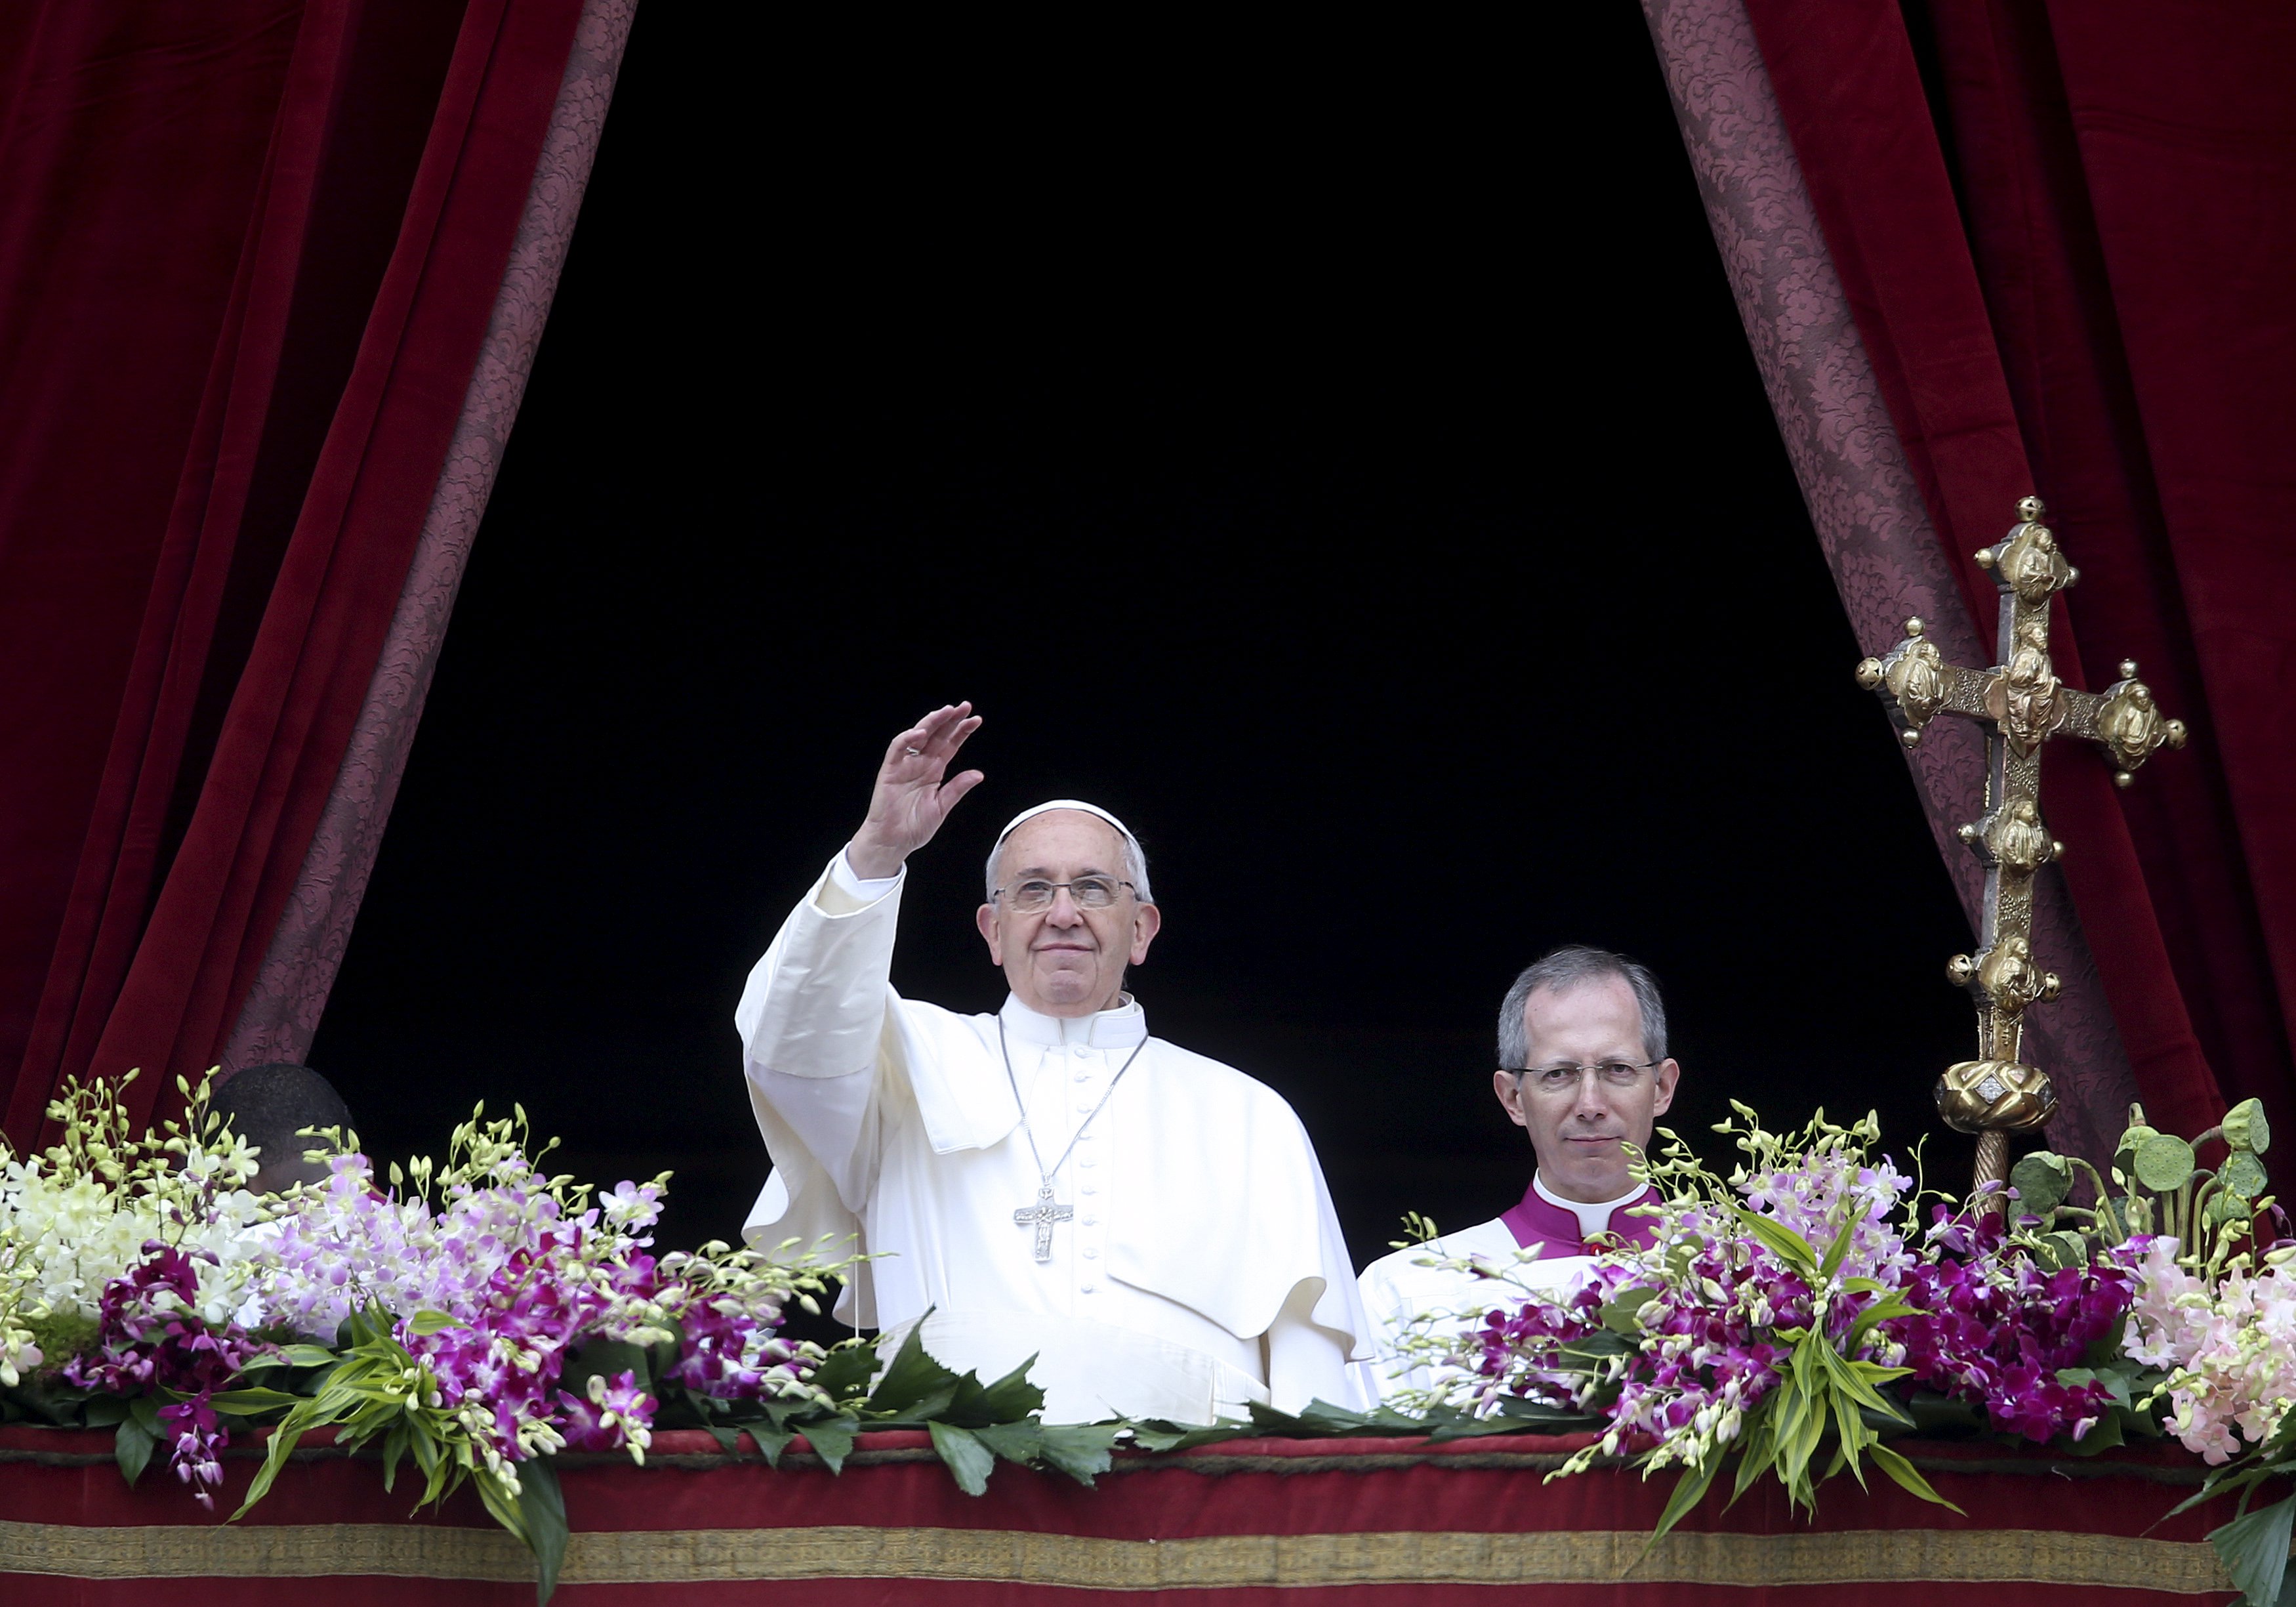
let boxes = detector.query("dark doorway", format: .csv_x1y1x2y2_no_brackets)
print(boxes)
313,13,1976,1274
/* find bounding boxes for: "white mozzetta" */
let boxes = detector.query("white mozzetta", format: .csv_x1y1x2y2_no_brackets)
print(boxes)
737,856,1370,1423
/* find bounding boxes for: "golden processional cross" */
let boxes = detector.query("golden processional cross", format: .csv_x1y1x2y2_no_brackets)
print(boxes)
1855,497,2186,1196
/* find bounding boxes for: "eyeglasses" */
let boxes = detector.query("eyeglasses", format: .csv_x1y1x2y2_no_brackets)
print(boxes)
1513,1061,1661,1095
994,877,1136,912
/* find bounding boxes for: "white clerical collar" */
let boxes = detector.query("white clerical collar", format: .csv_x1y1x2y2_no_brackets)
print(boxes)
998,993,1148,1049
1534,1172,1649,1239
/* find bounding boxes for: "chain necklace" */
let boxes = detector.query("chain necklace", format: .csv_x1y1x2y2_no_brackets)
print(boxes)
1000,1015,1147,1262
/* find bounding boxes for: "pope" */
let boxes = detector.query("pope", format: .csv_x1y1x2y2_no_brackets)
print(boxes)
736,702,1368,1423
1355,944,1680,1399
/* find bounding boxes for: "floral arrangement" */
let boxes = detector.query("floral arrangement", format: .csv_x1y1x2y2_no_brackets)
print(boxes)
1383,1098,2288,1604
0,1073,1118,1602
12,1070,2296,1605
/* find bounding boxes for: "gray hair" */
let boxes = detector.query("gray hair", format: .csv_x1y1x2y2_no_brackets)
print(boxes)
984,815,1154,905
1496,944,1668,1069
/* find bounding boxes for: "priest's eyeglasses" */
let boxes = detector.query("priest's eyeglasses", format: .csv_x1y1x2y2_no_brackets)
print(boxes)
996,877,1136,912
1515,1062,1660,1095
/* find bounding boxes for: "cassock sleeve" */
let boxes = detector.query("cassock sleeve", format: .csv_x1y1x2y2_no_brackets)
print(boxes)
734,856,911,1271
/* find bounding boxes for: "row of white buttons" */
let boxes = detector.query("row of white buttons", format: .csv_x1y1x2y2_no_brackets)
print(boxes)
1063,1045,1105,1293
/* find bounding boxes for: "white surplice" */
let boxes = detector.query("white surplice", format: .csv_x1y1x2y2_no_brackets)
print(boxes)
736,854,1370,1424
1351,1216,1596,1404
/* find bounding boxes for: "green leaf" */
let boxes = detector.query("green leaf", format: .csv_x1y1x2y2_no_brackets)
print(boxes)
2211,1492,2296,1607
1730,1205,1819,1272
379,1421,409,1494
517,1457,569,1606
1819,1210,1860,1281
928,1421,996,1495
1486,1395,1607,1431
2063,1408,2125,1455
1244,1399,1377,1436
1599,1285,1664,1333
939,1353,1045,1428
241,1343,339,1371
1649,1453,1723,1547
2035,1231,2091,1271
1125,1420,1232,1453
1035,1424,1120,1486
798,1415,857,1472
234,1406,321,1521
114,1413,157,1488
807,1341,879,1404
1727,1411,1779,1508
2170,1463,2276,1522
205,1386,305,1416
747,1426,796,1468
967,1420,1043,1466
474,1468,533,1553
404,1309,466,1337
866,1325,963,1416
1868,1442,1964,1514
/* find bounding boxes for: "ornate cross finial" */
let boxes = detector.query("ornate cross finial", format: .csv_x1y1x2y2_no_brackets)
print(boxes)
1856,497,2186,1197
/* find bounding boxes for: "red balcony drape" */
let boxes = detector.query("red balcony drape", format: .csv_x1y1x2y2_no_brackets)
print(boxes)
0,0,590,1144
1736,0,2296,1149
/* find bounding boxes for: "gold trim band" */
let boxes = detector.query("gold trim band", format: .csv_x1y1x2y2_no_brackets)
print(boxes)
0,1520,2238,1592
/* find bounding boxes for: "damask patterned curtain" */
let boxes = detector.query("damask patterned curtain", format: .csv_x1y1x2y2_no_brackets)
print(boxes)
1641,0,2296,1165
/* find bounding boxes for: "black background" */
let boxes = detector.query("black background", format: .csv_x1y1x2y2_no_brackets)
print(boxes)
310,10,1980,1289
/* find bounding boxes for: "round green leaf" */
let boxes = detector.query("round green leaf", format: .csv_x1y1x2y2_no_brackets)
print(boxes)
2010,1151,2072,1213
2220,1152,2269,1202
2224,1098,2272,1157
2135,1133,2196,1193
2038,1230,2089,1270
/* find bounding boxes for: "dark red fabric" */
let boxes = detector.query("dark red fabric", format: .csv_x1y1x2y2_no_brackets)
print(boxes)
0,0,587,1144
0,1427,2244,1603
1740,0,2296,1150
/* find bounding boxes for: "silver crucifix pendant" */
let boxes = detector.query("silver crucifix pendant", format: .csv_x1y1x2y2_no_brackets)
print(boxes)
1012,1180,1074,1262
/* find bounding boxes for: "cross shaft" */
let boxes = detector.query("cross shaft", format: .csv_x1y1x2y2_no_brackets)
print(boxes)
1856,497,2186,1193
1014,1183,1073,1262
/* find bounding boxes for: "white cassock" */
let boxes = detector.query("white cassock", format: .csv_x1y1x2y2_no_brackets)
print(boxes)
737,853,1370,1425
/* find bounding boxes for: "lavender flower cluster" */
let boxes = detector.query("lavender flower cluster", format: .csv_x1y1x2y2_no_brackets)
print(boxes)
5,1088,852,1509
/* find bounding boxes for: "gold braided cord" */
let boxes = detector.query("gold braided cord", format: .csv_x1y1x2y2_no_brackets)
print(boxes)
0,1519,2240,1592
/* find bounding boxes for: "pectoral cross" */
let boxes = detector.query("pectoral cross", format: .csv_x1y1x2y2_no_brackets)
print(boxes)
1014,1182,1073,1262
1856,497,2186,1195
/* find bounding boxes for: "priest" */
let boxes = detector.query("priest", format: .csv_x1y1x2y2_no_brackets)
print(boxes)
1355,945,1679,1400
736,702,1367,1423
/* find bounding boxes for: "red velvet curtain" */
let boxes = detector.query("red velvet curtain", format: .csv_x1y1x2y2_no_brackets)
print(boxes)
0,0,587,1144
1738,0,2296,1150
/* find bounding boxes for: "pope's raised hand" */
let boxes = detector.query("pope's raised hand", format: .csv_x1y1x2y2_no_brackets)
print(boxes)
847,703,985,879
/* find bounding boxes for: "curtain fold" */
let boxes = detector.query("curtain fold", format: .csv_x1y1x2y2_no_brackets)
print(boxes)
224,0,636,1071
1726,0,2295,1150
1635,0,2139,1164
0,0,594,1145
